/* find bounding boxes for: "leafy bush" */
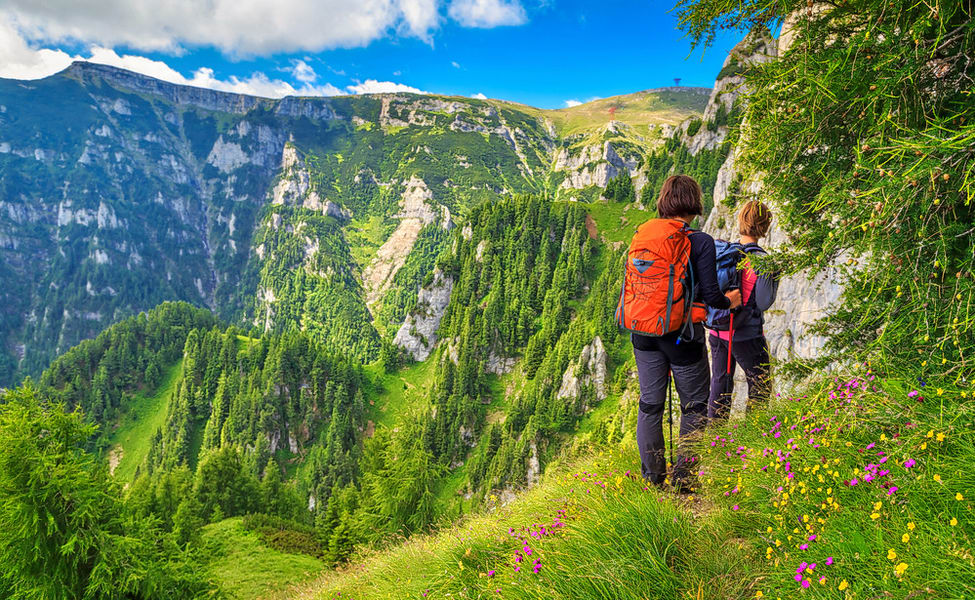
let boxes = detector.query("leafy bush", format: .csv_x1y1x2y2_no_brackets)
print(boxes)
242,513,323,558
685,118,703,137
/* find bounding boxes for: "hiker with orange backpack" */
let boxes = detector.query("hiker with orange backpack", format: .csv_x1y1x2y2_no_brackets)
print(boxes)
616,175,741,491
706,201,779,420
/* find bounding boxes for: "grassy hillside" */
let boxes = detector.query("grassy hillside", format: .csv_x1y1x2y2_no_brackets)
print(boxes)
107,359,183,482
282,371,975,600
201,518,324,600
506,87,710,137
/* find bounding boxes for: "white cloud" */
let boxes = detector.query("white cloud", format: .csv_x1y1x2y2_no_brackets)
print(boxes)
346,79,428,95
287,59,318,83
564,99,582,107
0,22,437,99
451,60,461,68
0,1,444,56
471,92,487,99
448,0,527,28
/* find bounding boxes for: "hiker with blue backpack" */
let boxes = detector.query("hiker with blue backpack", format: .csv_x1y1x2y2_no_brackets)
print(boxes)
616,175,742,492
706,201,780,420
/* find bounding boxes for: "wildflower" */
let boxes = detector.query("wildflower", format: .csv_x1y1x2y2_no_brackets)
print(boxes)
825,557,834,566
887,549,897,561
904,459,916,468
902,533,910,543
937,432,946,442
956,492,964,501
950,517,958,526
894,562,908,577
934,474,942,483
907,522,916,531
487,570,496,578
839,579,849,591
755,592,764,598
801,579,811,589
870,512,880,520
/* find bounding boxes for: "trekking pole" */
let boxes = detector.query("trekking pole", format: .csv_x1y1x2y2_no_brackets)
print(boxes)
727,306,735,375
667,369,674,473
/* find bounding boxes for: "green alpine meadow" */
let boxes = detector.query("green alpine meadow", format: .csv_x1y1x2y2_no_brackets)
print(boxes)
0,0,972,599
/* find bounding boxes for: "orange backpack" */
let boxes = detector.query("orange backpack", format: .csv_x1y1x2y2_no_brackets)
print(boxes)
615,219,703,337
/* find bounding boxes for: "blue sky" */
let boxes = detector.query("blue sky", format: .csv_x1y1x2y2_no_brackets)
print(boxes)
0,0,744,109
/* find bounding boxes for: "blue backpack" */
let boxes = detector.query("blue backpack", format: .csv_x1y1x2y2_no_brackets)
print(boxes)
705,240,746,331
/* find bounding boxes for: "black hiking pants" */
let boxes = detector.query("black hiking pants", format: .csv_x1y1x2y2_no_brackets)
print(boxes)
633,341,709,484
707,334,772,420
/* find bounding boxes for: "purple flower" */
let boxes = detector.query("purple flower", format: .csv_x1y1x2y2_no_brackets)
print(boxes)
801,579,811,589
825,557,834,566
904,459,916,469
800,544,809,550
487,570,496,577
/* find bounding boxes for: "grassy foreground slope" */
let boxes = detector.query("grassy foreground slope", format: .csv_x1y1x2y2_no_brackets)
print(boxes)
287,370,974,600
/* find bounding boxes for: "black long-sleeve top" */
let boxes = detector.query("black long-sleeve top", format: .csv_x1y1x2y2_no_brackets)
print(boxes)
631,229,730,362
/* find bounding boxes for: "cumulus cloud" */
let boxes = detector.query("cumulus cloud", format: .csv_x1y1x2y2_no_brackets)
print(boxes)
448,0,527,28
0,22,432,99
564,99,582,107
287,59,318,83
346,79,428,94
0,0,443,55
471,92,487,99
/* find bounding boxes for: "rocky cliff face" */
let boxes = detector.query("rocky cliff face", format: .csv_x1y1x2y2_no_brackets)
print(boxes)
699,29,845,407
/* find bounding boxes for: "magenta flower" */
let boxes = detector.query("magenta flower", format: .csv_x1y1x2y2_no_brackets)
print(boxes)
487,570,496,578
904,458,916,468
825,557,834,566
801,579,811,589
800,543,809,550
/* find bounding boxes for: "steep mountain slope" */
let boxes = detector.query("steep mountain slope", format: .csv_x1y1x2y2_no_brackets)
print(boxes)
0,63,708,386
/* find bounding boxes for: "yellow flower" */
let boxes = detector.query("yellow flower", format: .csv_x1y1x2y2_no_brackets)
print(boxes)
926,430,934,438
887,549,897,561
895,562,908,577
755,592,764,599
873,501,882,510
907,522,916,531
937,432,946,442
957,493,964,501
934,474,942,483
920,442,927,450
950,517,958,526
902,533,910,543
870,512,880,520
936,388,945,396
839,579,849,591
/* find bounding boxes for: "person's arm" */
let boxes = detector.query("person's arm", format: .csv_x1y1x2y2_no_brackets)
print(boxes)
690,233,732,310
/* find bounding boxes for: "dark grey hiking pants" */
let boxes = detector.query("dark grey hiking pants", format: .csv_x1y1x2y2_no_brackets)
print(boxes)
633,346,710,483
707,334,771,420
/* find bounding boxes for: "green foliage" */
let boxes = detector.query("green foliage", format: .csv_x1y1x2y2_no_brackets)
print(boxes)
676,0,975,374
241,513,322,558
686,117,703,137
0,386,214,598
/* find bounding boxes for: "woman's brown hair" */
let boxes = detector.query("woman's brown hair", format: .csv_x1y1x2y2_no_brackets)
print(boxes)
656,175,703,219
738,200,773,238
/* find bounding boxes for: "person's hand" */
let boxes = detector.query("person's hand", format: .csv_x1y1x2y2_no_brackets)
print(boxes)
726,289,742,310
